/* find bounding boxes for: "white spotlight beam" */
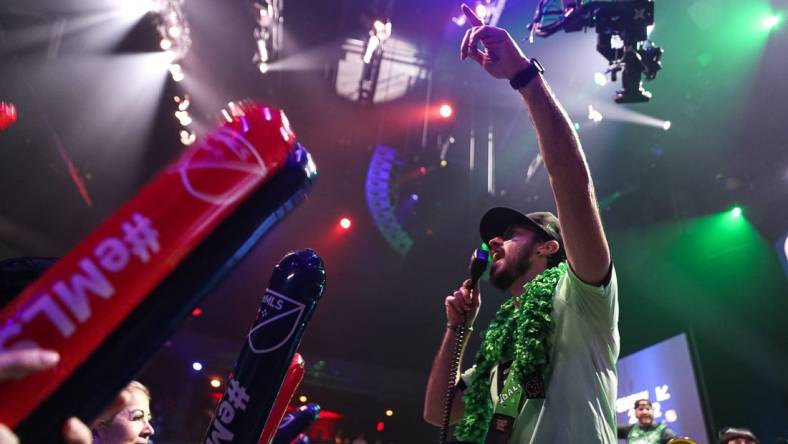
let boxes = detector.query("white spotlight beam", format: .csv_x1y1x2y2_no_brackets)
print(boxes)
574,94,671,130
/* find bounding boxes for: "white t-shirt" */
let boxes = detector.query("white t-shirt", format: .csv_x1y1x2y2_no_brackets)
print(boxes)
462,265,619,443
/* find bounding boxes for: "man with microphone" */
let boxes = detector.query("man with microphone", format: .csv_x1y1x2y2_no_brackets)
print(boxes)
424,5,619,443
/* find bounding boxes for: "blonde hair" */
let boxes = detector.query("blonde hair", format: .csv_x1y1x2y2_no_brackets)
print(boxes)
124,380,151,399
91,381,152,430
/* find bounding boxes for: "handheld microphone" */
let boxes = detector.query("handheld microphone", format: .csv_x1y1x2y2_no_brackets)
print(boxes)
0,102,317,442
203,249,326,444
441,247,490,444
468,248,489,288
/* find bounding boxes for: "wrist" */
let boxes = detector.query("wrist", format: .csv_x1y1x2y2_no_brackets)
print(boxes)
508,56,531,80
447,322,473,332
509,58,544,91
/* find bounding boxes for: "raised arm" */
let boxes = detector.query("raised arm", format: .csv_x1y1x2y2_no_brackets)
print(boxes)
461,4,611,284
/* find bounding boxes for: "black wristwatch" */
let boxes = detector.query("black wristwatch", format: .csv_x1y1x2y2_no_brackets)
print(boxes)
509,58,544,90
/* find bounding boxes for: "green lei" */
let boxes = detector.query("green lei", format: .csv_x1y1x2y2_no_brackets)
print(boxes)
454,262,567,443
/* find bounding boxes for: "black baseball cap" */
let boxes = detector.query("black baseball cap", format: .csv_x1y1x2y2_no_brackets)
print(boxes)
479,207,564,258
718,427,759,444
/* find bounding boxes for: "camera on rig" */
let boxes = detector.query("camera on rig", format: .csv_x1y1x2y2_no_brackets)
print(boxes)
528,0,663,103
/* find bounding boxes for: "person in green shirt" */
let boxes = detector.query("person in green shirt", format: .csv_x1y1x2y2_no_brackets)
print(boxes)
617,399,676,444
423,4,618,443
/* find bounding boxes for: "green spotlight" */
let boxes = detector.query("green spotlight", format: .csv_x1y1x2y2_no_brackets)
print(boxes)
761,14,782,30
731,206,743,218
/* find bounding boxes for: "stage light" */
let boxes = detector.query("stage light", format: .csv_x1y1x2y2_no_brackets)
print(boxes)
372,20,392,41
784,234,788,260
376,421,385,432
210,378,221,388
256,38,270,62
475,3,489,20
175,110,192,126
440,159,448,167
662,121,672,131
0,101,18,131
175,94,190,111
339,218,352,230
587,105,603,123
298,395,308,403
410,194,419,201
153,0,191,65
761,14,782,30
439,103,453,119
191,307,203,317
610,35,624,50
122,0,157,19
169,63,184,82
419,166,427,175
451,0,505,26
730,206,743,218
385,409,394,417
593,72,607,86
251,0,283,74
454,12,469,25
180,129,196,146
192,361,203,371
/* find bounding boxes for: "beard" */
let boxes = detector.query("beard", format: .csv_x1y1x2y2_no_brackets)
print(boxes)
489,244,535,291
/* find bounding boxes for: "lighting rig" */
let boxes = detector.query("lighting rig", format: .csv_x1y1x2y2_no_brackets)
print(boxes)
251,0,284,74
528,0,663,103
153,0,191,82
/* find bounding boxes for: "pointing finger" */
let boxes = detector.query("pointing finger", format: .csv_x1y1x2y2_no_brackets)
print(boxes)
460,28,472,60
461,3,484,27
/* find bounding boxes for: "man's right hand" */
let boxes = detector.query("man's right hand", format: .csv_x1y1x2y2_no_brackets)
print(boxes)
460,4,531,80
445,279,481,328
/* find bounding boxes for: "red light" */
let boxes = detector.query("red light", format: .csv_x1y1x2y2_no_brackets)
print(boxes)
339,218,352,230
0,102,18,131
191,307,203,317
376,421,385,432
438,103,453,119
419,166,428,175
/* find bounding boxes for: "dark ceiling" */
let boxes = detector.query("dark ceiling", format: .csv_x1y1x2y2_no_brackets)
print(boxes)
1,0,787,442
